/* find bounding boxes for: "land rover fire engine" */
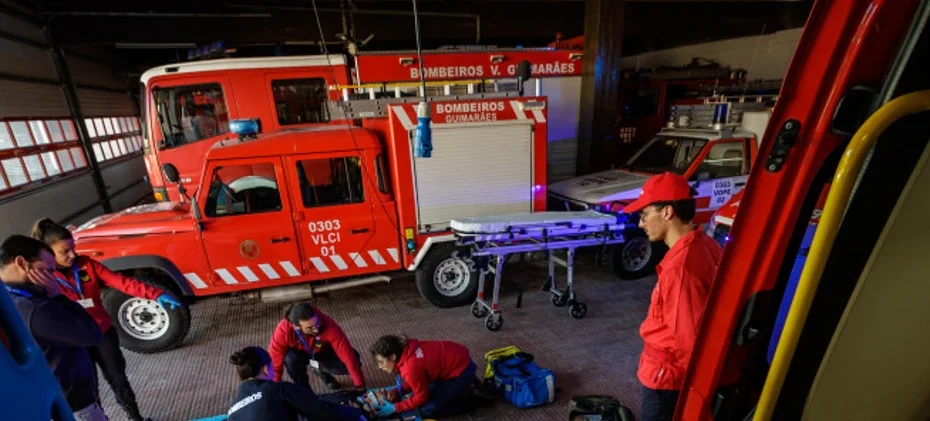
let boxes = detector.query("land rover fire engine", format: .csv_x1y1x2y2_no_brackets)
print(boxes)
547,102,772,279
73,57,550,353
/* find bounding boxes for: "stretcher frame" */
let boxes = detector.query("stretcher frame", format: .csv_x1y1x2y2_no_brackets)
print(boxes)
453,216,630,331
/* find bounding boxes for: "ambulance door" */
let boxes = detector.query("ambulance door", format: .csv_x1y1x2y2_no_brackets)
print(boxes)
197,157,303,289
285,151,402,280
687,139,750,225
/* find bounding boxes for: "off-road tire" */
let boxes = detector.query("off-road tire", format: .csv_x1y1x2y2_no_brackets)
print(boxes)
416,243,480,308
609,232,668,280
101,277,191,354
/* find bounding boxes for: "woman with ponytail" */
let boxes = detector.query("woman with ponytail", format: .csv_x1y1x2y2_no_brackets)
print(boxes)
31,218,183,421
226,346,367,421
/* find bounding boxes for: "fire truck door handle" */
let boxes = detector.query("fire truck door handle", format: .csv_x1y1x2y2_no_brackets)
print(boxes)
351,228,370,234
270,236,291,244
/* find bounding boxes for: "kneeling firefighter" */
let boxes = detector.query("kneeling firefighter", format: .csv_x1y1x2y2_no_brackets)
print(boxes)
32,218,184,421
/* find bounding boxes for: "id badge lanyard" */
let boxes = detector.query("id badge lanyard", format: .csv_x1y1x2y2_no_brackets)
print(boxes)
5,285,33,298
55,266,83,298
294,328,321,361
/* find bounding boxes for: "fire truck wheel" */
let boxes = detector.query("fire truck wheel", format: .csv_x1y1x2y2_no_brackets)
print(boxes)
609,234,668,280
416,244,479,308
101,281,191,354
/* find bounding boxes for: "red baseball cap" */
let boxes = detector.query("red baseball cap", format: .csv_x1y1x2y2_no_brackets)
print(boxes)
623,172,694,213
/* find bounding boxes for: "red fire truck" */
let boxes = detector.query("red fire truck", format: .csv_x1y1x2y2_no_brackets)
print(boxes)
142,49,583,202
74,56,550,352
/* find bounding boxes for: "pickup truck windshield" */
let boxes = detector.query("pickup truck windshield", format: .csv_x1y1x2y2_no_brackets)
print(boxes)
625,136,707,174
153,83,229,150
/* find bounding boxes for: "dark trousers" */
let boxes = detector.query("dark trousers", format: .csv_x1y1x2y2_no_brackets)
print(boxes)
86,327,139,411
285,347,359,391
641,386,680,421
418,361,477,418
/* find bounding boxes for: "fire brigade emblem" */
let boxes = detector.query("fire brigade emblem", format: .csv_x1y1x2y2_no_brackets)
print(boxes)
239,240,260,259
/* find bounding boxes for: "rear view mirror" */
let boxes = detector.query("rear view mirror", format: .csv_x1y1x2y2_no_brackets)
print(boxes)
516,60,533,80
162,163,180,184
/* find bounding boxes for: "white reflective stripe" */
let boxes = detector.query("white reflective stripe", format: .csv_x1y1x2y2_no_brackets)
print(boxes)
215,269,238,285
546,374,555,403
330,255,348,270
510,101,527,119
387,248,400,263
368,250,387,265
309,257,330,273
531,109,546,123
280,261,300,277
393,105,416,130
715,216,735,225
237,266,259,283
349,252,368,268
184,273,207,289
258,264,281,280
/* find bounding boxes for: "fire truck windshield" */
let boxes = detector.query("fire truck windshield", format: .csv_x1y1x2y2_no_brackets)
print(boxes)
153,83,229,150
625,136,707,174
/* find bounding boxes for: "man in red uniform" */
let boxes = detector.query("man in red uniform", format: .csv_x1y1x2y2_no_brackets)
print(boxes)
369,335,476,418
622,172,724,421
269,302,365,392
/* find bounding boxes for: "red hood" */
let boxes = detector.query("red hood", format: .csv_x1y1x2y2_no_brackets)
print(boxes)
73,202,196,240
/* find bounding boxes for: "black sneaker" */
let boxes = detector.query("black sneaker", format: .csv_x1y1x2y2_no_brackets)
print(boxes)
320,373,342,391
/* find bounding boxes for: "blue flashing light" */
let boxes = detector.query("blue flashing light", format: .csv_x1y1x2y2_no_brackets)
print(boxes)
229,119,261,139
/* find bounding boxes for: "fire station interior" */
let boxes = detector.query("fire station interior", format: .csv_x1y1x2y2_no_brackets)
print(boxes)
2,1,929,421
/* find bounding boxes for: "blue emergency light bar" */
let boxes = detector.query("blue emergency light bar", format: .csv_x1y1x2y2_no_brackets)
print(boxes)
229,119,261,140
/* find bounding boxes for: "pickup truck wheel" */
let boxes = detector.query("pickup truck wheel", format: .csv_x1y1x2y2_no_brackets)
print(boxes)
610,234,667,280
102,284,191,354
416,244,479,308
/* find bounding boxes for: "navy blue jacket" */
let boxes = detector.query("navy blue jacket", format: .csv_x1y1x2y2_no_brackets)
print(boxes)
227,379,365,421
7,283,103,411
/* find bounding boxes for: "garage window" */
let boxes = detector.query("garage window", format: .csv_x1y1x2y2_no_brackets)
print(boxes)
272,78,330,125
205,163,282,217
153,83,229,149
295,157,364,208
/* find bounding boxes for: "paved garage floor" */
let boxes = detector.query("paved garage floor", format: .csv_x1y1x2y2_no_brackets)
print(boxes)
99,253,655,421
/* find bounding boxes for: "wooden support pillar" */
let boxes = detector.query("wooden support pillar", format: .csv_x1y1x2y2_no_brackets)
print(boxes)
576,0,625,175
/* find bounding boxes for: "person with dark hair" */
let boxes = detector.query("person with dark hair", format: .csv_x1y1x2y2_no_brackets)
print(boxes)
1,234,106,420
226,346,367,421
31,218,182,421
269,302,365,392
369,334,476,418
621,172,724,421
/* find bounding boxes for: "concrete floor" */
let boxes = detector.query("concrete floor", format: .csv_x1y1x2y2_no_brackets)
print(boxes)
99,253,655,420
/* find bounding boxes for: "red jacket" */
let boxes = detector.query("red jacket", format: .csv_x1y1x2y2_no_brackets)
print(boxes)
394,338,473,413
269,310,365,387
54,255,163,333
638,230,723,390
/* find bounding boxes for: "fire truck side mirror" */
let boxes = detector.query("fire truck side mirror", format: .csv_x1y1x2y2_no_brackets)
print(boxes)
163,163,181,184
517,60,532,80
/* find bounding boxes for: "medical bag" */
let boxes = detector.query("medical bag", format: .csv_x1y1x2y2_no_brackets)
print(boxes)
490,352,556,408
568,395,635,421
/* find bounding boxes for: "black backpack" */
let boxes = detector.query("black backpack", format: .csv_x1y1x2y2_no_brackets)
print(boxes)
569,395,635,421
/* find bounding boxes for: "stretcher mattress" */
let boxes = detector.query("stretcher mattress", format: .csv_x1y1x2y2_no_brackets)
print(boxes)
450,211,620,234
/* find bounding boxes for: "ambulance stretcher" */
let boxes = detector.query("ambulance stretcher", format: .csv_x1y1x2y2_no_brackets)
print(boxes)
450,211,631,331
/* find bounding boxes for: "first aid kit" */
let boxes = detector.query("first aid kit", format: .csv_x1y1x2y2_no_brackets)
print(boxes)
490,352,556,409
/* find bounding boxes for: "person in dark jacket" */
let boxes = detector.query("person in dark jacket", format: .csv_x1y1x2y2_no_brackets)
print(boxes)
226,346,367,421
269,303,366,392
32,218,182,421
370,334,477,418
0,234,106,419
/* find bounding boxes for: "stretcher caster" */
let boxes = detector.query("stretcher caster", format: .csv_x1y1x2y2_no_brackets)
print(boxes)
551,293,568,307
471,301,489,318
569,302,588,319
485,312,503,331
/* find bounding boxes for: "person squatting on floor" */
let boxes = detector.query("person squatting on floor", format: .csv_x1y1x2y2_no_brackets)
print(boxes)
1,235,108,420
270,302,366,393
32,218,183,421
622,172,732,421
226,346,367,421
369,334,477,419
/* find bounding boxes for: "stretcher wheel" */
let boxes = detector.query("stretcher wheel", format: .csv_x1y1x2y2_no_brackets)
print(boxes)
485,313,503,331
471,301,489,318
570,302,588,319
551,293,568,307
